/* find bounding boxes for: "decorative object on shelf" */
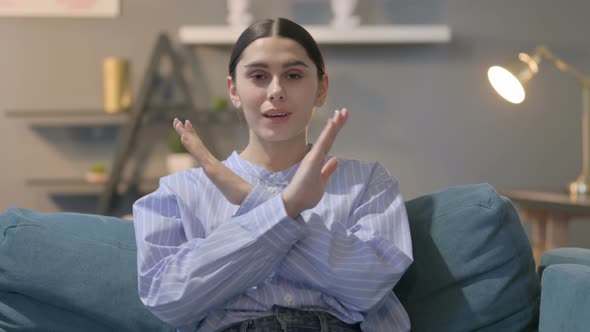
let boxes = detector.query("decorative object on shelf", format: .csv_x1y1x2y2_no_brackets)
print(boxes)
0,0,119,18
330,0,360,28
102,57,131,113
99,33,206,216
226,0,253,29
166,128,196,174
488,45,590,195
85,163,109,183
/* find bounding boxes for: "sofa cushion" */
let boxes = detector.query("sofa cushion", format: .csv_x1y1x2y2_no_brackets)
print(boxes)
0,208,174,332
0,291,112,332
538,264,590,332
395,183,540,331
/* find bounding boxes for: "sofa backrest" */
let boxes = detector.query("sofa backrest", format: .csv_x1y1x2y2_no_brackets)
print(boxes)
0,183,541,331
0,208,175,332
396,183,540,331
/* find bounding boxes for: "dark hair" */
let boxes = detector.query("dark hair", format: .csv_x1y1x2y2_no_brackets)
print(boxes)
229,18,325,82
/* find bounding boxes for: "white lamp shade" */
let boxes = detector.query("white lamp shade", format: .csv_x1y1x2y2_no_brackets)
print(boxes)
487,66,526,104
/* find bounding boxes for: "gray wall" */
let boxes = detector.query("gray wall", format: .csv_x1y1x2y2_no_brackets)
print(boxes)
1,0,589,247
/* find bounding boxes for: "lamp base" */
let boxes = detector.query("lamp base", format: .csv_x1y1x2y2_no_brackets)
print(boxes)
569,179,590,196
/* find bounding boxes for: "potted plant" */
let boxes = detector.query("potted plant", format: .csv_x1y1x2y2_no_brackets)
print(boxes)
211,96,229,112
85,163,109,183
166,127,195,174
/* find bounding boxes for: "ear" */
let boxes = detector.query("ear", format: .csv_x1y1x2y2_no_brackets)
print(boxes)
227,75,241,108
315,73,329,107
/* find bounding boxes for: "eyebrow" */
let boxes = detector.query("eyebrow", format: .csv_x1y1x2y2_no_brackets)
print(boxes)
243,60,310,69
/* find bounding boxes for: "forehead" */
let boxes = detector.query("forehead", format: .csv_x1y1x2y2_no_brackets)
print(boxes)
238,36,312,67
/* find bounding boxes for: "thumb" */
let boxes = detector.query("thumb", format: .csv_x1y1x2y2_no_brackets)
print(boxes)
320,157,339,184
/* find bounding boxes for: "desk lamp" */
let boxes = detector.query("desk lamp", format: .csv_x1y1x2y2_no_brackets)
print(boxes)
487,46,590,195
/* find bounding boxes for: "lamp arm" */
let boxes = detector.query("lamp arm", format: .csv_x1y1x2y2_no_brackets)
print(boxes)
535,46,590,193
535,46,590,88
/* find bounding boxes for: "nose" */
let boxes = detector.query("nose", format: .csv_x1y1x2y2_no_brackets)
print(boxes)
268,77,285,102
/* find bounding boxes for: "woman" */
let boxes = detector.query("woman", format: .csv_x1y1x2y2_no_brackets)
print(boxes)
133,17,413,332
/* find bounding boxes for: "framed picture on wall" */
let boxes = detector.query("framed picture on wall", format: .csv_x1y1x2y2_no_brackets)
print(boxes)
0,0,119,18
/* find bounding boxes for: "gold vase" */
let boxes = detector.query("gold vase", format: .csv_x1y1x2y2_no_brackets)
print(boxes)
102,57,131,113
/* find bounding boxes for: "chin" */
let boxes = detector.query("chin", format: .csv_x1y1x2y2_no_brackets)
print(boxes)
261,135,293,143
256,131,299,143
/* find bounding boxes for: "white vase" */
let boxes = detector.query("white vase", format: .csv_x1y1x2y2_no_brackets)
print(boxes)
166,153,196,174
226,0,253,29
330,0,360,27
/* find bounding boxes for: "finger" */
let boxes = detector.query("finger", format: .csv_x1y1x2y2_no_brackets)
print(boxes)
330,108,349,137
181,133,210,162
320,157,339,183
172,118,212,165
339,108,349,124
314,112,339,152
173,118,182,128
181,120,204,146
173,118,185,136
185,119,196,134
314,108,349,155
180,128,204,149
331,108,349,130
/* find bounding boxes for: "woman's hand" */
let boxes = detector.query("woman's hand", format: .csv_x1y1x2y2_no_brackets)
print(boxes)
173,118,253,205
282,108,349,218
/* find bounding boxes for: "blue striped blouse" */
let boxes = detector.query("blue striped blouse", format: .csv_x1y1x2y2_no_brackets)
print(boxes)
133,151,413,332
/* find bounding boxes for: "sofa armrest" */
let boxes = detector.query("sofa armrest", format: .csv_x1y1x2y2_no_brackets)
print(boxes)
538,247,590,278
538,263,590,332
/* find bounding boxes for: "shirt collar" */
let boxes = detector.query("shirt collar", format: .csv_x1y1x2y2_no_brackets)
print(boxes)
224,151,301,186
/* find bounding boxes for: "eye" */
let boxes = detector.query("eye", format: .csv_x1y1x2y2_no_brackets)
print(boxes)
246,70,267,81
248,72,267,80
287,72,303,79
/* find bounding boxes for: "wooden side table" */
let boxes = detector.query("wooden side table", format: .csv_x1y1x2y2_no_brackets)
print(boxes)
501,190,590,264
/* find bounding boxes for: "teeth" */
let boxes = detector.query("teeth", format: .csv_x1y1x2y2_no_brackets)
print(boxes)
266,113,287,117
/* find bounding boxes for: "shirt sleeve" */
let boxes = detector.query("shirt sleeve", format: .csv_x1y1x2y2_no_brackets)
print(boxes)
234,181,277,216
275,162,413,313
133,176,306,329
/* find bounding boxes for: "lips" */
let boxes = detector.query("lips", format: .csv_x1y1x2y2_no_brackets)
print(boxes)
264,113,288,118
262,109,291,124
262,109,291,118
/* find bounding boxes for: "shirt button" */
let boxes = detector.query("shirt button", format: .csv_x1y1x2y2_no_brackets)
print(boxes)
284,293,293,304
266,187,276,194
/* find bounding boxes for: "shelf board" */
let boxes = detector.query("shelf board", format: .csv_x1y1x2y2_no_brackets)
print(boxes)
26,177,160,195
179,24,451,45
5,109,129,126
4,107,240,126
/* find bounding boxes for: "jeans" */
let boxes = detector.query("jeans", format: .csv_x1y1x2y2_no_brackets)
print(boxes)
221,307,362,332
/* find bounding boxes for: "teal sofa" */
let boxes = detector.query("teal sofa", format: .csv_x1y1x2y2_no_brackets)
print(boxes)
0,183,589,331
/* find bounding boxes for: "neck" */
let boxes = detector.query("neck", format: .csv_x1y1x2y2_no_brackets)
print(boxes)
240,134,310,172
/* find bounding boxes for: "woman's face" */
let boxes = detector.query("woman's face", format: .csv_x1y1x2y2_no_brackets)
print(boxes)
228,36,328,144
